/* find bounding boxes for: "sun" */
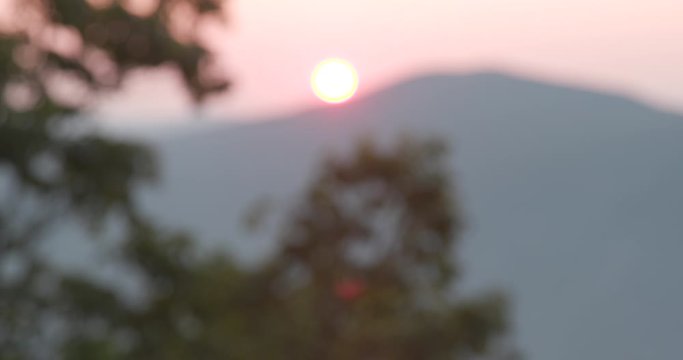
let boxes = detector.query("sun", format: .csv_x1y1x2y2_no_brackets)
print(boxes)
311,58,359,104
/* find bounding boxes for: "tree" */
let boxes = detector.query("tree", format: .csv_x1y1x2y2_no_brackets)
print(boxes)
0,1,228,357
56,224,259,359
1,2,518,358
55,136,518,359
257,136,517,359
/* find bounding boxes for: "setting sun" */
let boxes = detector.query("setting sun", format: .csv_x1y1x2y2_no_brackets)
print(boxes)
311,58,358,104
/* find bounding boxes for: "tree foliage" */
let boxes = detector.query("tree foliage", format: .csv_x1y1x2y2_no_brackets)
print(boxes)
257,137,516,359
0,2,517,358
54,137,518,359
0,1,227,357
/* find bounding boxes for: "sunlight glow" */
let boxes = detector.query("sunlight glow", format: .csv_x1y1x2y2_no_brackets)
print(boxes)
311,58,358,104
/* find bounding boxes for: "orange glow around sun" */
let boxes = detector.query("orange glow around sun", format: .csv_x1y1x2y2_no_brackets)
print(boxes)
311,58,358,104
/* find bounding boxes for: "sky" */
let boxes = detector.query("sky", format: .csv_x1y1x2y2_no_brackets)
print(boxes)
96,0,683,124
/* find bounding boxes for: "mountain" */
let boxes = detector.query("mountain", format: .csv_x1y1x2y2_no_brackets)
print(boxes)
55,72,683,359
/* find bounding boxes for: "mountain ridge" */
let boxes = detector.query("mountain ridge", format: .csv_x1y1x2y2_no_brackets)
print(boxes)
141,70,681,144
56,71,683,360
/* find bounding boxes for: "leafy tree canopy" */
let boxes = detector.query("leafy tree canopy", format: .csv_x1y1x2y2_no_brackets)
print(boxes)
0,2,518,358
56,137,518,359
0,1,228,357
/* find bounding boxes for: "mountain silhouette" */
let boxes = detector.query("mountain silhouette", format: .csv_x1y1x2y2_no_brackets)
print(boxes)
51,72,683,359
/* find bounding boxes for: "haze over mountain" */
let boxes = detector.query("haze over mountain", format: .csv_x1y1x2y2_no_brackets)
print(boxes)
53,72,683,359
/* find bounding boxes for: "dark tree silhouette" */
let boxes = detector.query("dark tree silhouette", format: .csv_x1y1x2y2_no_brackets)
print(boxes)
0,2,518,359
0,1,228,357
55,137,518,359
257,137,518,359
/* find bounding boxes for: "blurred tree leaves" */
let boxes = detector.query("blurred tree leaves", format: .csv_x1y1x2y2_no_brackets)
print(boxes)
257,137,517,359
0,1,228,358
0,0,229,238
1,0,228,101
54,137,518,359
1,1,518,358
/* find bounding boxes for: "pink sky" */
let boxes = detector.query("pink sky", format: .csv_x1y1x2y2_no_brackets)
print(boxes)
97,0,683,123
